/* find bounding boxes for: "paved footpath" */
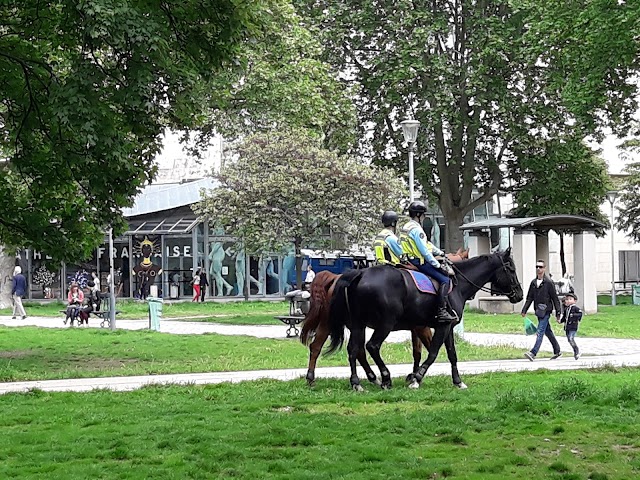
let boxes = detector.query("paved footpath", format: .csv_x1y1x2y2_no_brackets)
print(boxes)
1,315,640,395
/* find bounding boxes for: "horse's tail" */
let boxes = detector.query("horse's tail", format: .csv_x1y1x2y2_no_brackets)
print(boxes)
326,269,364,355
300,271,340,346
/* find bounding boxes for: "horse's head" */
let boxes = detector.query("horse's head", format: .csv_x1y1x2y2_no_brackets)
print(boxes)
492,248,524,303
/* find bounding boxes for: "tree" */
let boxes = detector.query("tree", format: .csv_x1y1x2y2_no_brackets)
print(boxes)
509,135,612,274
194,129,406,287
195,2,357,154
0,0,275,262
617,137,640,242
295,0,640,250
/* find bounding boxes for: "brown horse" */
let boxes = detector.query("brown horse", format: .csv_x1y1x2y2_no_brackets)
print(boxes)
300,248,469,386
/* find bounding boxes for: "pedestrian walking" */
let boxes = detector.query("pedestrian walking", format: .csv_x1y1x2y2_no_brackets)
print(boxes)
11,266,27,320
558,292,583,360
199,271,209,302
521,260,562,361
191,268,201,302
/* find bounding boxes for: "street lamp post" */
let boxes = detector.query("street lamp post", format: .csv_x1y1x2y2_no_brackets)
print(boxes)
108,227,116,329
606,191,619,306
400,119,420,202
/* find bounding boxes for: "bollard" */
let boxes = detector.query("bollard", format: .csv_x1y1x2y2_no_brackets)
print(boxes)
147,296,163,331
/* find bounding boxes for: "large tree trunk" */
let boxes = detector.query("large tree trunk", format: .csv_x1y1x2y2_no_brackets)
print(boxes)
442,209,466,252
0,245,16,309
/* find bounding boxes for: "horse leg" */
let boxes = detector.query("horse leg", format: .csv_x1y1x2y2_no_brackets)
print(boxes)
365,327,393,389
406,329,423,383
443,328,467,389
410,325,450,389
357,349,381,386
347,328,366,392
305,322,329,387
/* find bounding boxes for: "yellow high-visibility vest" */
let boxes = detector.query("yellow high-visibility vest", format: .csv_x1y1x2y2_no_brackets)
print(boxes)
399,220,433,264
373,228,401,265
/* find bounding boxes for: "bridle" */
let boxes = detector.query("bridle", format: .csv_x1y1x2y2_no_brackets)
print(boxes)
450,255,522,301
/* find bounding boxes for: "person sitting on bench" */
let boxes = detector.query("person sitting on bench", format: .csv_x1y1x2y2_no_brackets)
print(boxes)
78,281,101,326
65,282,84,326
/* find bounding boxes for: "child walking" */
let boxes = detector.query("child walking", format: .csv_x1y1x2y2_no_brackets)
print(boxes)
558,292,583,360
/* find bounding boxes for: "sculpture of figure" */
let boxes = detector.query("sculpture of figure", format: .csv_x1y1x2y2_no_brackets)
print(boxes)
132,236,162,300
258,255,280,295
208,240,233,296
233,242,261,296
282,246,296,293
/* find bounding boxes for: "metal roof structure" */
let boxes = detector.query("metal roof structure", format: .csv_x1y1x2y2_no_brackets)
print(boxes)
122,177,218,218
459,214,608,232
125,216,200,235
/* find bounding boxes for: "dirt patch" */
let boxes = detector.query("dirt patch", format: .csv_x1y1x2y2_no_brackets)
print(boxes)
0,350,36,359
66,357,139,370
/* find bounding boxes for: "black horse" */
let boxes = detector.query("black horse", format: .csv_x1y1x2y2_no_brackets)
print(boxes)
327,249,524,391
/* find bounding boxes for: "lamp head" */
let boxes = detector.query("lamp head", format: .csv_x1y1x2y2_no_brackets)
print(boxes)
400,119,420,144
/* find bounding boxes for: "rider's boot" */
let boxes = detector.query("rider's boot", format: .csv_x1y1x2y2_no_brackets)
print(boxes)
436,283,457,322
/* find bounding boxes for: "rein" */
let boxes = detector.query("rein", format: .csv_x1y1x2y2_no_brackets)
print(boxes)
450,256,520,299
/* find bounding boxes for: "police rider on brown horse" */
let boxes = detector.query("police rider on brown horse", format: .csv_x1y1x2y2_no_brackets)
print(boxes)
399,200,456,322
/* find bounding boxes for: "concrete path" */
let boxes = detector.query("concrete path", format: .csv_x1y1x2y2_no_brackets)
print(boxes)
1,315,640,395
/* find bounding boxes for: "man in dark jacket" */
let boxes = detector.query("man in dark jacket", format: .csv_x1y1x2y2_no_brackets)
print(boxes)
11,266,27,320
521,260,562,361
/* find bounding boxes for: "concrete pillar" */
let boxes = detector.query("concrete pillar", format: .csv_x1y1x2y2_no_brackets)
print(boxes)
513,229,537,314
466,232,491,310
536,234,550,270
573,231,598,314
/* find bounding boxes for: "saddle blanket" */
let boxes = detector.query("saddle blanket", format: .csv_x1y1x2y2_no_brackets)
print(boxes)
406,270,437,295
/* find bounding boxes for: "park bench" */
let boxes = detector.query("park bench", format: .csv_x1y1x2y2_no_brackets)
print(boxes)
274,290,311,338
60,295,120,328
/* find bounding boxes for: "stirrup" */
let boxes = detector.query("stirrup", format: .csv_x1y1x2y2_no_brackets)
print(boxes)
436,306,457,322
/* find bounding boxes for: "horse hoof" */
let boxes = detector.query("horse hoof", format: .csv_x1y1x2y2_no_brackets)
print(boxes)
405,373,416,383
307,380,316,388
352,384,364,392
454,382,468,390
381,384,392,390
408,380,420,389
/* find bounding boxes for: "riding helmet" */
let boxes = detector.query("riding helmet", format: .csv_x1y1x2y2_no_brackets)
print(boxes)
381,210,399,228
408,200,427,217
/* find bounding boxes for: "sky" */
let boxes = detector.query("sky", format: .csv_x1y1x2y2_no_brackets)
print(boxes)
153,129,636,183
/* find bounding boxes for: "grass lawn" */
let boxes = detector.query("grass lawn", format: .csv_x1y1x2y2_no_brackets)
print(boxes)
1,368,639,479
0,299,288,322
0,327,526,382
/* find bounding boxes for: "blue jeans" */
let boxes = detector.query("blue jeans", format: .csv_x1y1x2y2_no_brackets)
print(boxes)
409,260,450,286
566,329,579,356
530,313,560,356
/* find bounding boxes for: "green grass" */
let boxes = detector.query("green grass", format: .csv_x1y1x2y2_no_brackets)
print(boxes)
464,304,640,339
0,299,288,321
1,368,640,479
0,326,526,382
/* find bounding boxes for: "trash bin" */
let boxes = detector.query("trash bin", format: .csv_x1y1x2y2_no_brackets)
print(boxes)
148,296,163,331
633,285,640,306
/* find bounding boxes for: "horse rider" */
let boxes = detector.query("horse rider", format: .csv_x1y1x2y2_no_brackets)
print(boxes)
373,210,404,266
399,200,457,322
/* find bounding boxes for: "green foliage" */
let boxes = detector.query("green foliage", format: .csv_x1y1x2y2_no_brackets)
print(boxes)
201,2,357,153
0,0,274,261
194,128,406,256
509,136,611,228
617,135,640,241
295,0,640,248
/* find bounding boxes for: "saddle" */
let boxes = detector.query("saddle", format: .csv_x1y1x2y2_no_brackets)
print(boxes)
395,263,454,295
